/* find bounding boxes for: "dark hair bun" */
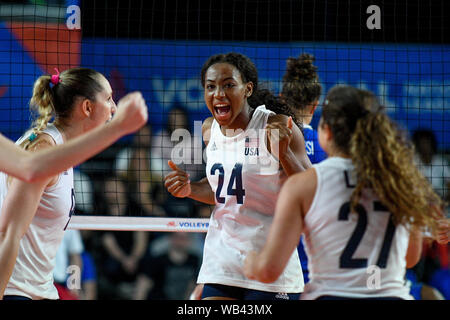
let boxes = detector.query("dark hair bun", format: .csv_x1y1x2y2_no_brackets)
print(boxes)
281,53,322,110
284,53,318,82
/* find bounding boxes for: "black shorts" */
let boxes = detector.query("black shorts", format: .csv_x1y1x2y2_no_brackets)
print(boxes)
201,283,300,300
3,295,32,300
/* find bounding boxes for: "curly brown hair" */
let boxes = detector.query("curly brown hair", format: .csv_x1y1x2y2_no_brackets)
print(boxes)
281,53,322,112
322,85,443,234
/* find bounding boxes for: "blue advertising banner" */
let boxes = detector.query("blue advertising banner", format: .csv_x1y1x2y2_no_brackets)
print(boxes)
1,34,448,148
81,39,449,148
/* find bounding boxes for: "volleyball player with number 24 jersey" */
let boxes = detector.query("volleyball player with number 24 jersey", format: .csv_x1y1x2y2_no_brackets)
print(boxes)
164,52,312,300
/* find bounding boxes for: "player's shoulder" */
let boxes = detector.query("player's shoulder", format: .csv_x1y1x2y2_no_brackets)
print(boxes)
292,166,317,182
286,167,317,191
27,132,56,152
202,117,214,145
202,116,214,131
283,167,318,206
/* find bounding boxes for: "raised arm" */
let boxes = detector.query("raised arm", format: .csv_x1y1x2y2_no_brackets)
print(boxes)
266,115,312,177
0,92,148,182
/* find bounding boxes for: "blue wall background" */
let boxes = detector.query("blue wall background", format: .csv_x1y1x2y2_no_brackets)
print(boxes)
1,34,449,149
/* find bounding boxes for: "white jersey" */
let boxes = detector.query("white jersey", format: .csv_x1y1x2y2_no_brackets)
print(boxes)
0,124,74,299
197,105,303,293
300,157,412,300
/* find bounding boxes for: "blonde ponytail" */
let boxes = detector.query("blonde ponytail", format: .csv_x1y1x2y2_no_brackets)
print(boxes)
19,75,55,150
18,67,106,152
30,75,56,130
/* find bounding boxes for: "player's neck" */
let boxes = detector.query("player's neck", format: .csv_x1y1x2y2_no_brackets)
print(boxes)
299,116,312,125
53,119,84,143
329,151,351,159
325,144,351,159
220,104,252,136
295,109,313,126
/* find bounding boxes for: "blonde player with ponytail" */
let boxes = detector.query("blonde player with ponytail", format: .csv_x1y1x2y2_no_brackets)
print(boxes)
0,68,147,300
244,85,446,299
0,70,148,182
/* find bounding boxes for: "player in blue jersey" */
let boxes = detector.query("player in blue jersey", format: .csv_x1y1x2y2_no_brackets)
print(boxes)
280,53,325,283
281,53,326,165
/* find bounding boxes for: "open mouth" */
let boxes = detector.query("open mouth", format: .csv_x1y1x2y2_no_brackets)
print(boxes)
214,105,231,120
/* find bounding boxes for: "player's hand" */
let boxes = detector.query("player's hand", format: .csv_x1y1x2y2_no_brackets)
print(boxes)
112,92,148,135
164,160,191,198
243,250,258,280
436,218,449,245
266,116,293,161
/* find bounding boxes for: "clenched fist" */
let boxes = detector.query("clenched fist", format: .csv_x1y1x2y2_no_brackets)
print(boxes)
112,92,148,135
164,160,191,198
266,116,293,161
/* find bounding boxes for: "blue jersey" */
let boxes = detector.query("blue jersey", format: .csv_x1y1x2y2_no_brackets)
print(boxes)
298,124,327,284
303,124,327,164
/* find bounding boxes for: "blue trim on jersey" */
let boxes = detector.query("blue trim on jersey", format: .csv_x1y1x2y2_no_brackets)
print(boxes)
406,269,422,300
297,237,309,272
429,269,450,300
303,126,327,164
297,126,327,284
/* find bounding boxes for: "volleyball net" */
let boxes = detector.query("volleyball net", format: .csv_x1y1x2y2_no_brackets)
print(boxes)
0,0,449,232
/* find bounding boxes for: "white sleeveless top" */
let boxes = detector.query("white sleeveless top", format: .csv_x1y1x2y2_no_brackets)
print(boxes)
0,124,74,299
300,157,412,300
197,105,304,293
